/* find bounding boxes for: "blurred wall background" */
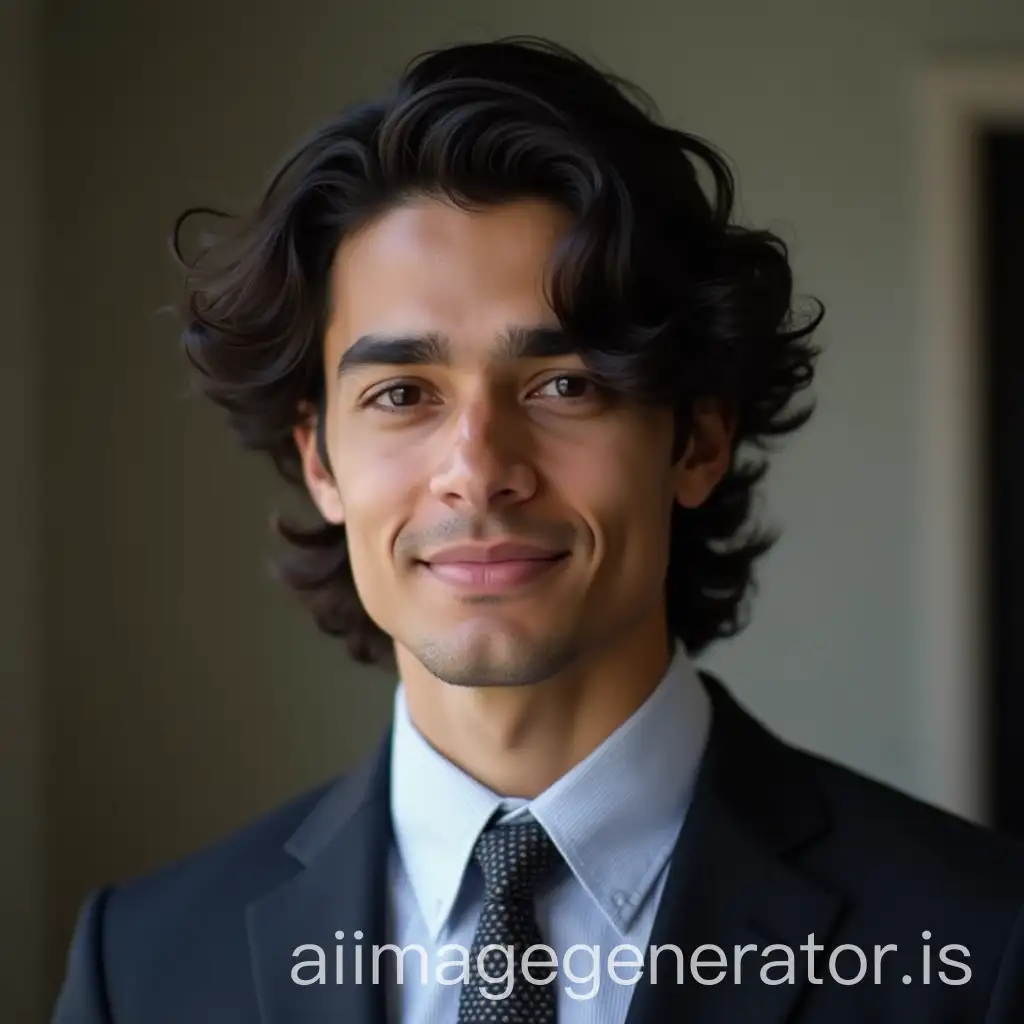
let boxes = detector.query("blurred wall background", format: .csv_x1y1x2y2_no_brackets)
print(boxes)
2,0,43,1021
2,0,1023,1018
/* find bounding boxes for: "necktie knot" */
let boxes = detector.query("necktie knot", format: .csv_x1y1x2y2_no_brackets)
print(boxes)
472,818,560,903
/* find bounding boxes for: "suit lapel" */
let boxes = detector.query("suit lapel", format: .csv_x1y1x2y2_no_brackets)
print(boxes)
625,674,846,1024
247,735,393,1024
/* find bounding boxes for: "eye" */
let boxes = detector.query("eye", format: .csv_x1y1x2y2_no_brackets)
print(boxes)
532,374,598,400
364,382,429,411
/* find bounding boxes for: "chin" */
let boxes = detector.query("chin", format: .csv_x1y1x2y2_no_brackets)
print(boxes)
406,619,580,688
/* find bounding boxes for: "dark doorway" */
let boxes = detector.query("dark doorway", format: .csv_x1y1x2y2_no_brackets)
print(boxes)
980,128,1024,839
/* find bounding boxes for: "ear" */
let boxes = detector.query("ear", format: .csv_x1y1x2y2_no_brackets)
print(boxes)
673,399,734,509
292,402,345,525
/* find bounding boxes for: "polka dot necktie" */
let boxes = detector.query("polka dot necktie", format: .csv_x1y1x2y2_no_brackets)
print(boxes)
457,818,562,1023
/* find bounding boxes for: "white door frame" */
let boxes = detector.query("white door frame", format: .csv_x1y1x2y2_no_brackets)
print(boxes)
915,62,1024,824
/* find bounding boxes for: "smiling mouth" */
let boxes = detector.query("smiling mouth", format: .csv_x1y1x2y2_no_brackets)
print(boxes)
418,552,570,591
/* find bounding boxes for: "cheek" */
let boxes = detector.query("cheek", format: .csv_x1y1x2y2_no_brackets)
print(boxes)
333,445,423,581
542,434,675,564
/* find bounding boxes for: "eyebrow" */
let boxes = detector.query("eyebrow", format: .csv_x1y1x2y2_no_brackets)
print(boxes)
336,325,581,377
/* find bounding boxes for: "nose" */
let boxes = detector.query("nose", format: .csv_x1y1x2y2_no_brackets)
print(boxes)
428,393,538,512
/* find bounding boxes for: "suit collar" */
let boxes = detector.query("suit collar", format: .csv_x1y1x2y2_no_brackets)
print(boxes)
624,672,845,1023
694,672,833,855
247,735,393,1024
283,733,391,867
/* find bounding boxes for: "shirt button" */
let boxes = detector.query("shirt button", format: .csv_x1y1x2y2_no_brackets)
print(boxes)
612,891,627,907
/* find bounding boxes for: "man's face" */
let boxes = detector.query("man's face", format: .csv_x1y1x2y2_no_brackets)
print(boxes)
297,196,725,687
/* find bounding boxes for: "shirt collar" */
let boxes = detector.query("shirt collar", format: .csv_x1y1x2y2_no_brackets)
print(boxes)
389,644,711,941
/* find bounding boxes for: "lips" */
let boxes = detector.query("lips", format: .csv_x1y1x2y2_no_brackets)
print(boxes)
422,542,567,565
417,542,570,591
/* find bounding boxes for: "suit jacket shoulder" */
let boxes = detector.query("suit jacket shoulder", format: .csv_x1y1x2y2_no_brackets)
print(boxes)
628,674,1024,1023
794,736,1024,902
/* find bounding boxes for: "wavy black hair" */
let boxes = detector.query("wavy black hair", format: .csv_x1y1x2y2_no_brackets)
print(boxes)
171,35,822,666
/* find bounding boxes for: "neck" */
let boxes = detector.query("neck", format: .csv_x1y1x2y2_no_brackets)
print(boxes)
397,613,674,798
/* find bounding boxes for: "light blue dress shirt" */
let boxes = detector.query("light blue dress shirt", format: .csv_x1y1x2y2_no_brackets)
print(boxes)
386,645,711,1023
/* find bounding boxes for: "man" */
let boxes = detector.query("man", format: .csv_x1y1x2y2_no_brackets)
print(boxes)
54,36,1024,1023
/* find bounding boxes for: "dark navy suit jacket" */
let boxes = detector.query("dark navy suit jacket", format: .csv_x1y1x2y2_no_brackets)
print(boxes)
53,675,1024,1022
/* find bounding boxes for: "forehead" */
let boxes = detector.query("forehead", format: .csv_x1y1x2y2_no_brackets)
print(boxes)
325,197,572,355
